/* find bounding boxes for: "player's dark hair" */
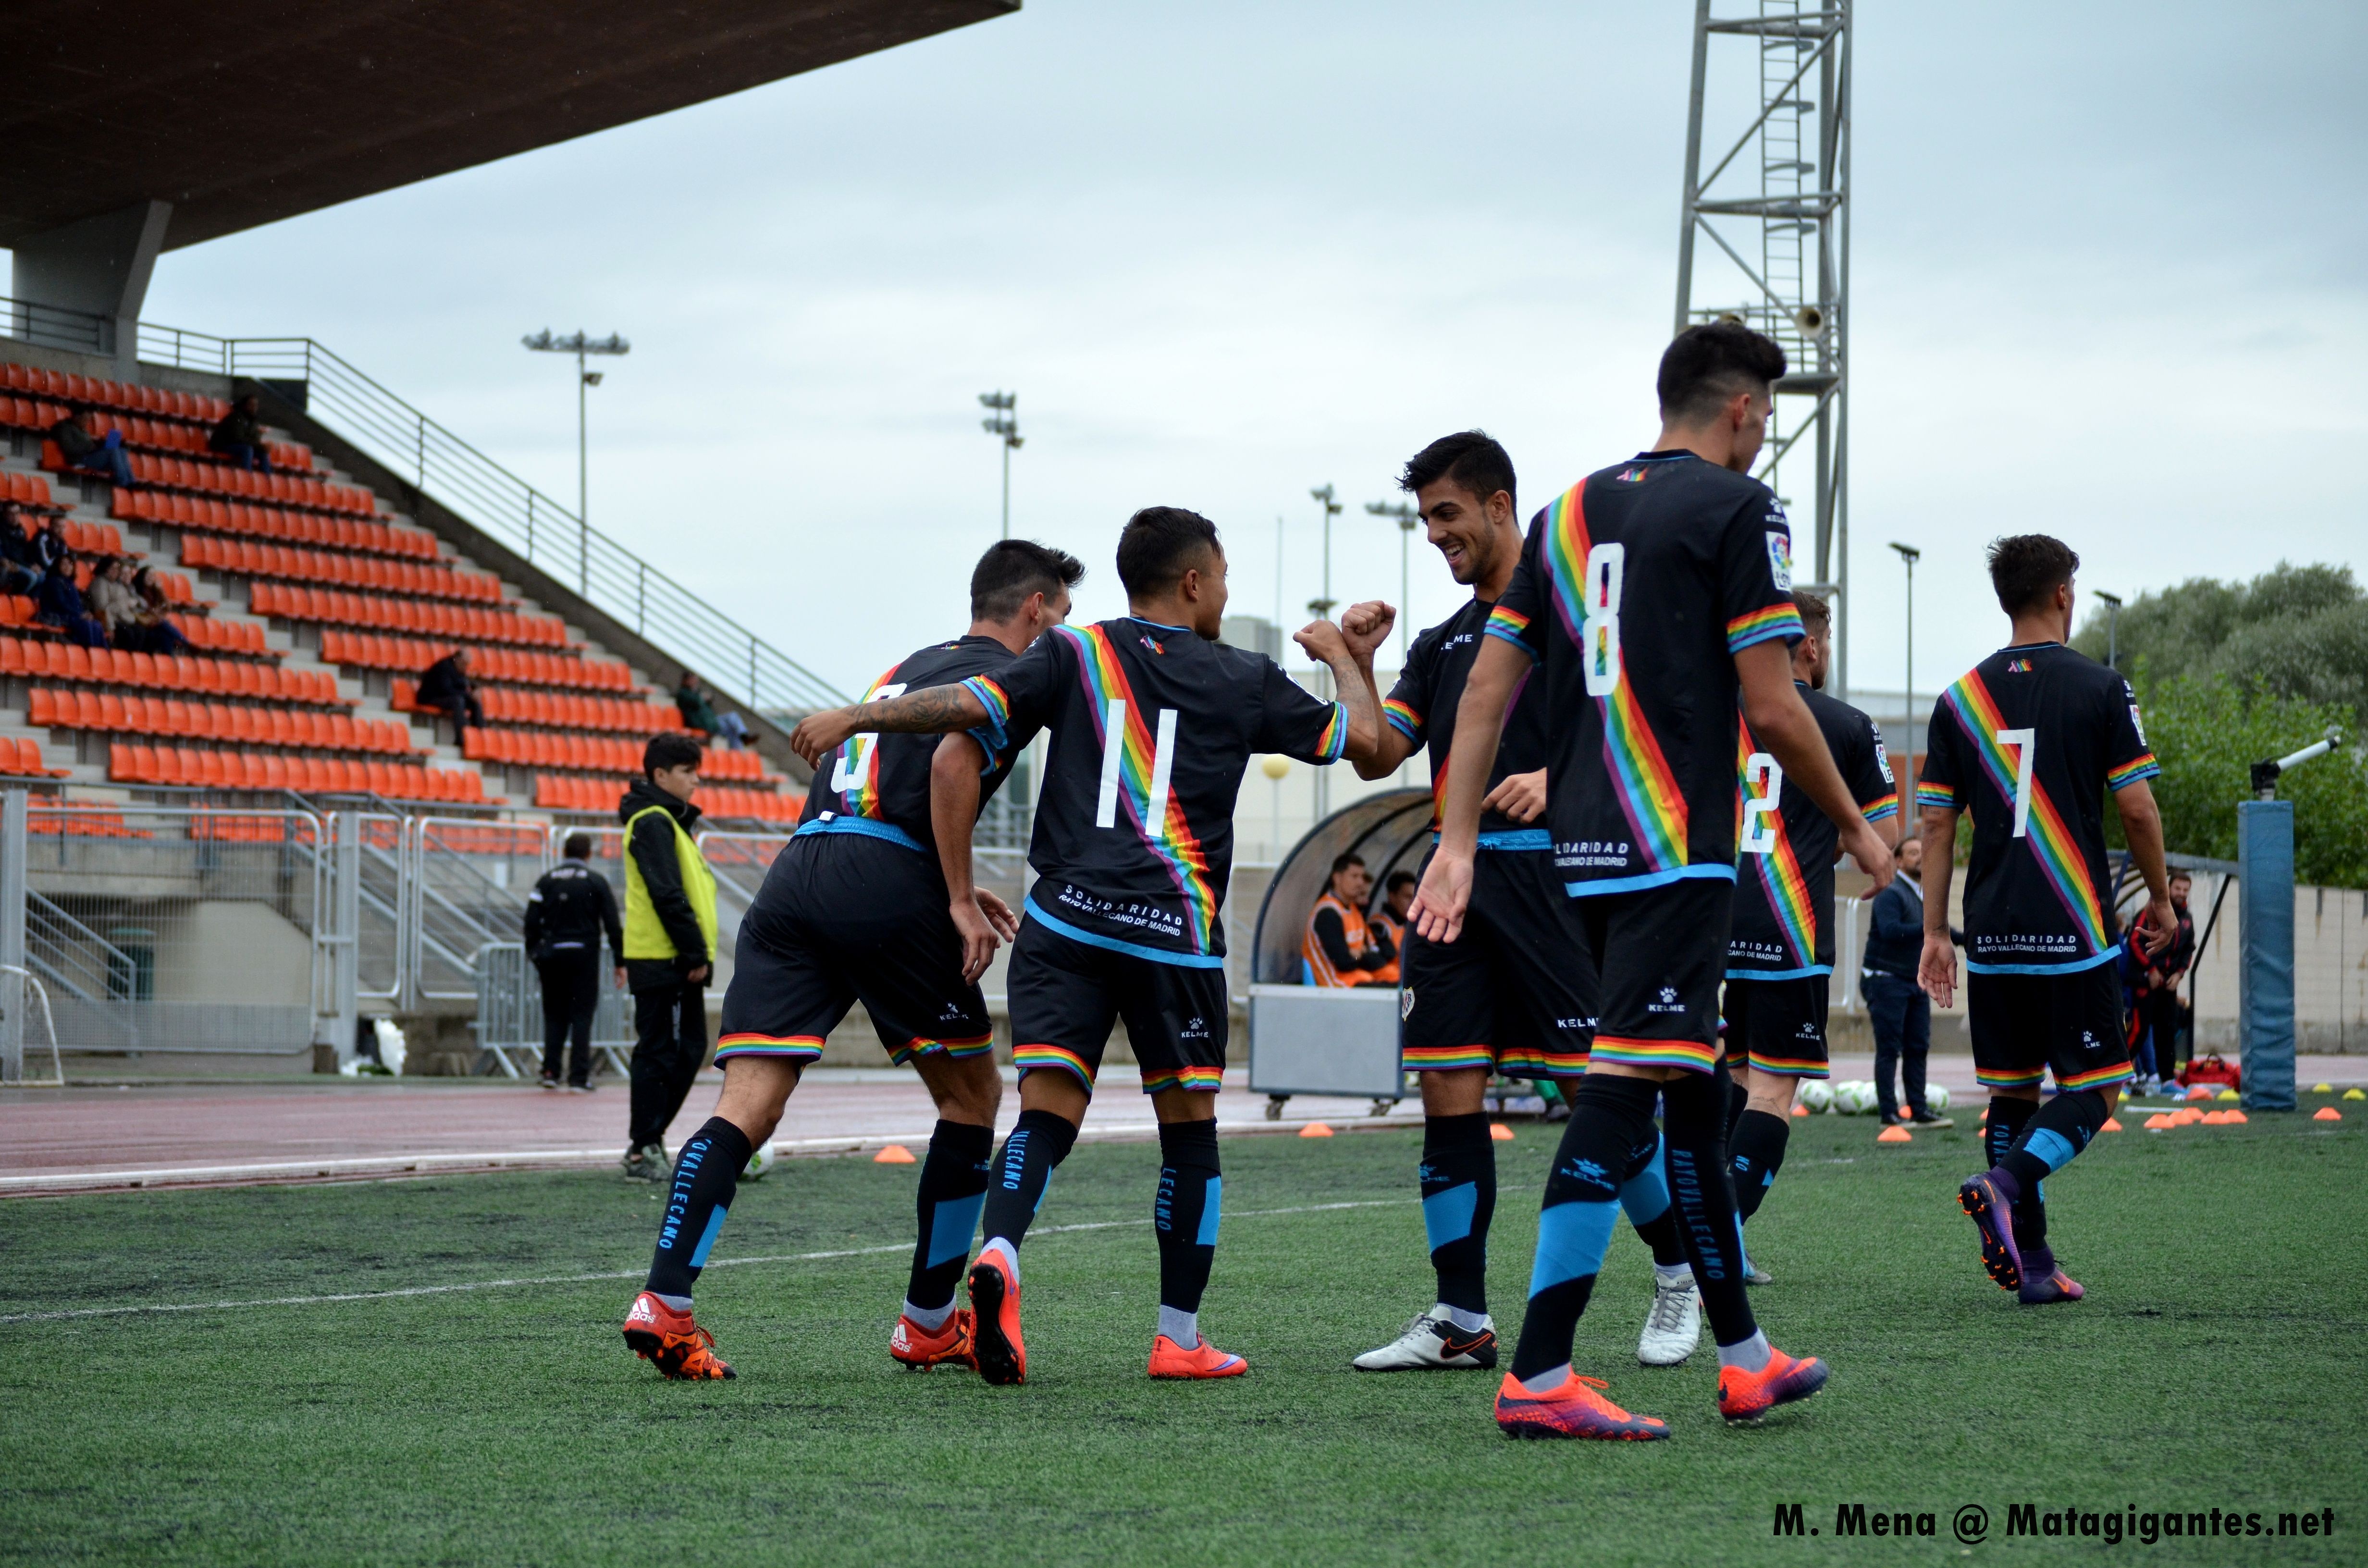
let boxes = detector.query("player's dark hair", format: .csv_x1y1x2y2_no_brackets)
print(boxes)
971,539,1085,622
1329,852,1366,878
1399,430,1517,513
1792,588,1831,637
643,732,704,778
1116,507,1221,599
1385,870,1416,893
1656,321,1788,423
1985,534,2080,617
562,831,593,859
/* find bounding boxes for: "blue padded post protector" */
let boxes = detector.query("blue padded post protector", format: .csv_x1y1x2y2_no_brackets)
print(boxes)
2236,800,2296,1112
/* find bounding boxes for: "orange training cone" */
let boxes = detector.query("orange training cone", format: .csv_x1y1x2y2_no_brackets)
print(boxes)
1790,1103,1809,1118
2226,1110,2248,1125
874,1143,916,1164
2144,1114,2172,1130
2200,1111,2229,1125
1299,1122,1335,1138
1876,1124,1912,1143
2099,1116,2124,1132
2187,1084,2215,1101
1489,1123,1516,1141
2315,1106,2343,1122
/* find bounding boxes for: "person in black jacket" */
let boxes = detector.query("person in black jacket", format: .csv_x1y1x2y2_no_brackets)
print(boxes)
49,409,134,489
1861,833,1960,1124
524,831,625,1090
416,648,483,744
207,394,275,473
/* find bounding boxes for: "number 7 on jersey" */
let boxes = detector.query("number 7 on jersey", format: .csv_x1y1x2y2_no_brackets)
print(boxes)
1995,727,2035,838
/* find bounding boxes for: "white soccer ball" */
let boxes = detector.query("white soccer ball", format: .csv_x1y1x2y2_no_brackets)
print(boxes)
1834,1080,1877,1116
1926,1084,1951,1114
742,1140,778,1181
1797,1079,1835,1114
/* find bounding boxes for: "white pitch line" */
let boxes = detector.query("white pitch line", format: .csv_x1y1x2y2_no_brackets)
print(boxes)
0,1200,1402,1324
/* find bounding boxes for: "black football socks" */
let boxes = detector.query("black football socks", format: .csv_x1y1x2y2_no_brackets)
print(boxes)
1153,1119,1222,1348
1509,1075,1659,1387
903,1119,993,1330
1419,1112,1497,1325
976,1108,1080,1282
1729,1108,1792,1222
1662,1070,1769,1371
1983,1094,2047,1257
643,1116,751,1307
1988,1089,2112,1274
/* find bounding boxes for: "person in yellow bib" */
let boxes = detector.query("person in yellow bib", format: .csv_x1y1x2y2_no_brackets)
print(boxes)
620,732,718,1180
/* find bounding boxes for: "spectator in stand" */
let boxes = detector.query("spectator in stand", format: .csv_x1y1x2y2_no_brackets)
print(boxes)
31,514,70,582
35,551,108,648
619,733,717,1180
416,648,483,744
1302,851,1396,987
207,394,275,473
2124,869,2198,1094
125,564,192,655
0,502,45,598
672,671,750,750
1861,833,1961,1127
86,555,142,644
48,408,134,489
524,831,626,1092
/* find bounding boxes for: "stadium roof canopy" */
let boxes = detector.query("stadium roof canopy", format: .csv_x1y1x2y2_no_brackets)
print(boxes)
3,0,1014,330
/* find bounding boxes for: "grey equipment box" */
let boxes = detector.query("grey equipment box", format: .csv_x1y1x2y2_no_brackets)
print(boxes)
1246,983,1405,1100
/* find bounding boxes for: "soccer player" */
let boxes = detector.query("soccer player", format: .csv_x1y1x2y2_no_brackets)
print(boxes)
1723,588,1901,1237
1918,535,2174,1306
789,506,1388,1384
1413,323,1897,1437
619,539,1084,1381
1341,430,1701,1374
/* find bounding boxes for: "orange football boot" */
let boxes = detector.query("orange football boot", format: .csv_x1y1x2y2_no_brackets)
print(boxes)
1715,1346,1828,1424
1493,1371,1668,1440
1148,1335,1247,1379
890,1308,976,1370
621,1291,734,1380
966,1251,1026,1385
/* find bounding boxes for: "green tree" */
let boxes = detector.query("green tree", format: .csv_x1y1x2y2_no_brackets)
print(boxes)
2077,563,2368,725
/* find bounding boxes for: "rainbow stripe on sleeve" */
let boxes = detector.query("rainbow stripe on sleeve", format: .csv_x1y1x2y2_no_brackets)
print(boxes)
2106,754,2160,791
1481,604,1535,657
1862,790,1899,824
1725,602,1805,654
1314,703,1349,762
1914,781,1959,810
961,674,1010,730
1382,698,1423,743
1941,671,2108,955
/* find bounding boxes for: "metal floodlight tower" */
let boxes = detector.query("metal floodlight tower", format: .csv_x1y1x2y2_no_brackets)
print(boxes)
1888,541,1919,812
1307,485,1343,620
522,331,629,553
2095,590,2124,670
1365,500,1418,664
979,391,1022,539
1674,0,1851,692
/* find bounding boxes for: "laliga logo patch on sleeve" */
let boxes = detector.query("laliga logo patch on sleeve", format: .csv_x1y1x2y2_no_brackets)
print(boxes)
2129,704,2147,745
1873,733,1896,783
1766,530,1794,592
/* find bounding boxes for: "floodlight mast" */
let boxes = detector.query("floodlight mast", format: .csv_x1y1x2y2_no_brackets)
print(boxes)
1888,541,1919,812
1674,0,1850,693
979,391,1022,539
2094,590,2124,670
1365,500,1418,664
522,329,629,593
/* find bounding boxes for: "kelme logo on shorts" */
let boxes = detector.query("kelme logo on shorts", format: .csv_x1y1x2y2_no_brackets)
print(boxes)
1649,984,1686,1015
1401,988,1416,1020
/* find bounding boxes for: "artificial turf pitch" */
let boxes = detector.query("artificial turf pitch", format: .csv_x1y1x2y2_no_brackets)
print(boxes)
1,1113,2362,1566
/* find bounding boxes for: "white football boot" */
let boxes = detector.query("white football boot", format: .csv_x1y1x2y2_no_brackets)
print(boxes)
1636,1273,1703,1365
1352,1308,1498,1371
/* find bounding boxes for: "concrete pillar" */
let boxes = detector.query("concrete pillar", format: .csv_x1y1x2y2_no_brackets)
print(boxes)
10,200,172,378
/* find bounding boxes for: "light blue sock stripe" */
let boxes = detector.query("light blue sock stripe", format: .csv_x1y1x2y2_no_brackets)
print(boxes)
1422,1181,1480,1249
2023,1127,2080,1173
1196,1176,1222,1247
1617,1135,1671,1228
1527,1200,1617,1297
927,1192,987,1268
687,1205,729,1268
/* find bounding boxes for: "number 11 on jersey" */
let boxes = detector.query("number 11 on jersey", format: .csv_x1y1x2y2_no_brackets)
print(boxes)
1095,698,1180,840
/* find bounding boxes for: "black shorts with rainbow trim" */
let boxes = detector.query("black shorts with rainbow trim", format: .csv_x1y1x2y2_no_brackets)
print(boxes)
1006,911,1228,1095
1569,877,1733,1075
1720,974,1830,1078
1967,961,2131,1093
1400,843,1596,1079
715,831,994,1070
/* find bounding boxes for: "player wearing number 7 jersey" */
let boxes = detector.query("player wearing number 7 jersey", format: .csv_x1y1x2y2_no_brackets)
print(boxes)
1412,322,1897,1438
789,506,1389,1385
619,539,1083,1384
1918,534,2174,1307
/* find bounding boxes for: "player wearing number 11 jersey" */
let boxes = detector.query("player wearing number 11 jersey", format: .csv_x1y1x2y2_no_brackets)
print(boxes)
789,506,1388,1385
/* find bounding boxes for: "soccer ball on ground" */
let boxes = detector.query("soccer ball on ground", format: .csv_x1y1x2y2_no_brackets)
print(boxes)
1797,1079,1835,1114
1833,1080,1877,1116
743,1140,778,1181
1926,1084,1951,1114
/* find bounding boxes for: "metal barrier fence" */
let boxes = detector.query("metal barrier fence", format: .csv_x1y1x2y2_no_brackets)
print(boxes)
473,940,631,1079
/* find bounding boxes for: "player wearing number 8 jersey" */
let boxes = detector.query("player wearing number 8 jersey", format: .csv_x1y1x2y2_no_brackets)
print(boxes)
1413,322,1898,1438
1918,534,2174,1306
789,507,1388,1384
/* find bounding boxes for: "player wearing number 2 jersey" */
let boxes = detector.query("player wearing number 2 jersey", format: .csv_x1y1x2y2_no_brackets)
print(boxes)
1413,323,1897,1439
621,540,1083,1384
789,506,1387,1386
1919,534,2173,1307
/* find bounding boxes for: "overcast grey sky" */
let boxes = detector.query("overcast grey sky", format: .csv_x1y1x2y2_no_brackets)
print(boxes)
113,0,2368,700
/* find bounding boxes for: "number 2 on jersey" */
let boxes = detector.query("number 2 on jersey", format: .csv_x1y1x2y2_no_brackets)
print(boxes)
1740,750,1784,854
1095,698,1180,840
1582,542,1625,697
829,683,905,792
1995,727,2035,838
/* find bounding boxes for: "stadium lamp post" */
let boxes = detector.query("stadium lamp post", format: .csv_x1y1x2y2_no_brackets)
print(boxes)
2095,590,2124,670
1307,484,1344,820
1365,500,1418,666
979,392,1022,539
522,329,629,593
1888,542,1920,818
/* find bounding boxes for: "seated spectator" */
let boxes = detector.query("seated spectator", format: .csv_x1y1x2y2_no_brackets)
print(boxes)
0,502,44,598
417,647,484,744
1301,852,1396,987
1367,870,1416,985
31,514,70,581
208,395,275,474
86,555,142,643
48,409,134,489
672,671,749,750
36,552,108,648
124,564,192,655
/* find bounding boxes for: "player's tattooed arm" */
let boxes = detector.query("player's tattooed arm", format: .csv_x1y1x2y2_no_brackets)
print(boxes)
788,683,990,766
931,734,1018,984
1735,640,1896,894
1411,635,1524,943
1294,618,1384,767
1915,803,1961,1007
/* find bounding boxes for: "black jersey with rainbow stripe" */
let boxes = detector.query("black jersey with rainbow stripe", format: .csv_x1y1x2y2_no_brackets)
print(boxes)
1916,641,2158,975
796,634,1021,857
1384,597,1552,843
961,617,1349,967
1485,451,1803,897
1727,682,1898,979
